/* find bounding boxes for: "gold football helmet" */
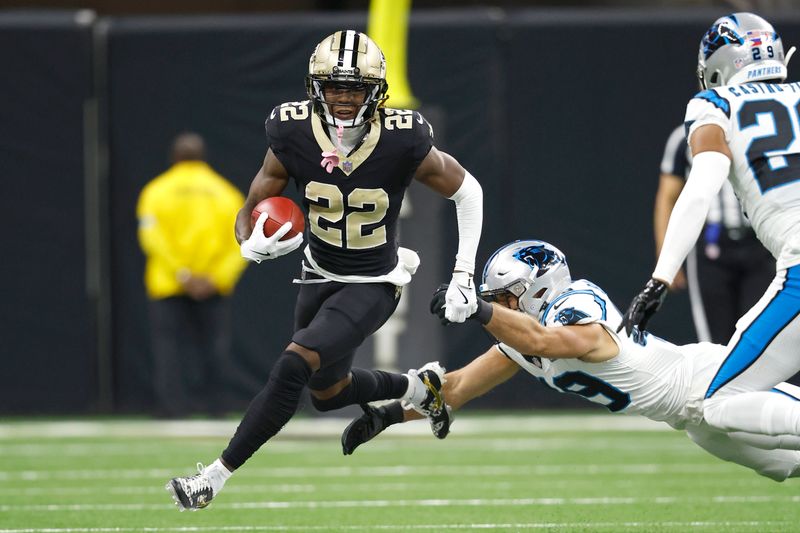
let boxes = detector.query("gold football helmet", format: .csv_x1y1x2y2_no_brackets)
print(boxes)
305,30,389,127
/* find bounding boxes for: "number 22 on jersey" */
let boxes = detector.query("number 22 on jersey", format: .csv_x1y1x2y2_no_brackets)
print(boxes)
305,181,389,250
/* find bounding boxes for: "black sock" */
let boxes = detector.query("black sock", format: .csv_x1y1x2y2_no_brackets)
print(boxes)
221,350,312,469
381,400,406,427
311,368,408,412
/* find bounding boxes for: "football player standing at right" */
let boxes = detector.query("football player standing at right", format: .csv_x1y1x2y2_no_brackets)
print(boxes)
654,124,774,344
621,13,800,444
165,30,483,511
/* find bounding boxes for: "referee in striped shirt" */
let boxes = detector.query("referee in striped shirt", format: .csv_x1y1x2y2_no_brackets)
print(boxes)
653,125,775,344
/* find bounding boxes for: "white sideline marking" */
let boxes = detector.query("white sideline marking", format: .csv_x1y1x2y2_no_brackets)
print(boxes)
0,522,788,532
0,414,668,439
0,438,691,457
0,463,737,481
1,495,796,512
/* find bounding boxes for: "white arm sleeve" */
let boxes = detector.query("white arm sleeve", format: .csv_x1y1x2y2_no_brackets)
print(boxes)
652,151,730,284
448,171,483,274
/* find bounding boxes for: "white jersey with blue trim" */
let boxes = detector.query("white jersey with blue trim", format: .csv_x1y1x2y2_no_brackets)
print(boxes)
685,82,800,269
497,279,704,428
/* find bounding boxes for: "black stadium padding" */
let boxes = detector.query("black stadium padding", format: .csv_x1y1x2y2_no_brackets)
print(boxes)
4,8,800,413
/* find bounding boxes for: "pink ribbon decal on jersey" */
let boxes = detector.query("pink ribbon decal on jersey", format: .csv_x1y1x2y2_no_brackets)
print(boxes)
320,125,344,174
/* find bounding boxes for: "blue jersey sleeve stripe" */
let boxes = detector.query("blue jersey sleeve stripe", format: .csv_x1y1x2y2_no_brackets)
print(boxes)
694,89,731,118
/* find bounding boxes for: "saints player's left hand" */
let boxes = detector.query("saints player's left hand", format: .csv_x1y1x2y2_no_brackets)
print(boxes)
431,282,493,326
443,272,478,323
618,278,668,336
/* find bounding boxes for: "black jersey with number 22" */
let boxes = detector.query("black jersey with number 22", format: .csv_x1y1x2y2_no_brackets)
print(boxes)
266,101,434,276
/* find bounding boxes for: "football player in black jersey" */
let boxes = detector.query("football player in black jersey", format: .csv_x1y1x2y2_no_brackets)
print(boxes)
166,30,484,511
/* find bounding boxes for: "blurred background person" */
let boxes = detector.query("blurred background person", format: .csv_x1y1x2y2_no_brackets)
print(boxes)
136,132,248,418
653,124,775,344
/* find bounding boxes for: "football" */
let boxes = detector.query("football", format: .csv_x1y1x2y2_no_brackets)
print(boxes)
250,197,305,240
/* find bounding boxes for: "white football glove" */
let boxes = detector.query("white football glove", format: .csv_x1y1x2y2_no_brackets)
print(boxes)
240,212,303,263
444,271,478,323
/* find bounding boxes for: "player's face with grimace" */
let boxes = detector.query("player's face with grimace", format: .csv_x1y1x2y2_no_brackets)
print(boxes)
322,82,368,121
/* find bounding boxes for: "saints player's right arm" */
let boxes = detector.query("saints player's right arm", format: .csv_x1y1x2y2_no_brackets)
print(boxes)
234,149,288,243
235,148,303,263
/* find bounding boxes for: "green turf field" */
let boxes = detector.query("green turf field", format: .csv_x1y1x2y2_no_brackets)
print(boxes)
0,414,796,532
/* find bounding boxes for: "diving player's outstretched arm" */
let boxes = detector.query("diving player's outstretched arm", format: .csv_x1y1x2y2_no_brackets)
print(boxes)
430,285,619,362
483,304,618,362
414,147,484,324
235,149,302,263
341,347,519,455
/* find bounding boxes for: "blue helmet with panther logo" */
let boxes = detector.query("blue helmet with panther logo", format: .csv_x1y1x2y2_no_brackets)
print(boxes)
697,13,794,89
479,240,572,318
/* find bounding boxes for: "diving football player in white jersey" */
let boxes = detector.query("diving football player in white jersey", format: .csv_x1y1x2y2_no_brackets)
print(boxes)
620,13,800,440
343,240,800,481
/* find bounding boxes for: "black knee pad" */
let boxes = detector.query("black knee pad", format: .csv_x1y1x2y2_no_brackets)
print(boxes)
270,350,313,388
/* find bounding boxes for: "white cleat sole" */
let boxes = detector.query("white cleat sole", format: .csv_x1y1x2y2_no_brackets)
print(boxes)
165,480,189,512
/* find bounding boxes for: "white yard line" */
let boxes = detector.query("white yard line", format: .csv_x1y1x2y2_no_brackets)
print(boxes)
0,415,668,440
0,522,789,532
0,438,692,457
0,495,796,513
0,522,788,532
0,463,736,481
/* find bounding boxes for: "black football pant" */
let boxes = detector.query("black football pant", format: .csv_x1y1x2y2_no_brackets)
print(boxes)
221,280,404,469
293,280,401,389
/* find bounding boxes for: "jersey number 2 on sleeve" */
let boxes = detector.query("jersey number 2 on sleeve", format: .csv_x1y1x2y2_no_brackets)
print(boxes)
739,99,800,193
305,182,389,249
278,102,309,122
383,109,413,130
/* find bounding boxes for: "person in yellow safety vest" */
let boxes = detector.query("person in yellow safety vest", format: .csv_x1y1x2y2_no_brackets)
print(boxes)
136,132,247,418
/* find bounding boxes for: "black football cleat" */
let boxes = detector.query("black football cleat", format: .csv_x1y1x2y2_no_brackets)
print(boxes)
342,404,391,455
166,463,214,511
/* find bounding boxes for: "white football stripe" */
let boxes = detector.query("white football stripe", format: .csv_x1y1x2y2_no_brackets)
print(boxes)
0,495,797,512
0,522,789,532
0,463,739,481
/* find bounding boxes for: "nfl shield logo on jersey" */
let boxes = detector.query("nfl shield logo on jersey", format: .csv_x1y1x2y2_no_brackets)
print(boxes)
343,160,353,173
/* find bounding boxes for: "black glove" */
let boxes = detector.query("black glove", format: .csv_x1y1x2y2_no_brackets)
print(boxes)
341,403,403,456
618,278,668,336
429,283,451,325
430,283,493,326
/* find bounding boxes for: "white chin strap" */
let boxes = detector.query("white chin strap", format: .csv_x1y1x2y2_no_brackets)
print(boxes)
787,46,797,68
